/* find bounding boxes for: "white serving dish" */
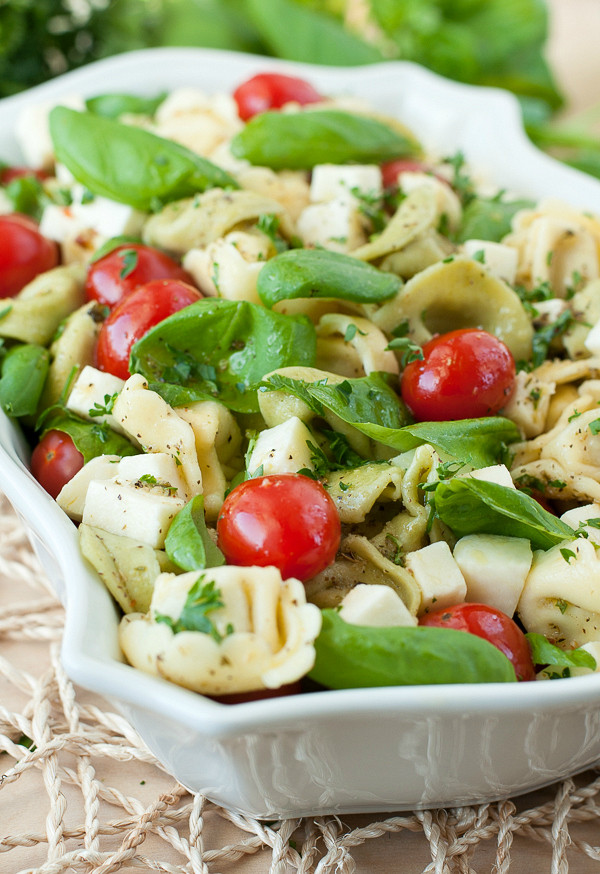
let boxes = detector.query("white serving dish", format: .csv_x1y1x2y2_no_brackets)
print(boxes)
2,48,600,820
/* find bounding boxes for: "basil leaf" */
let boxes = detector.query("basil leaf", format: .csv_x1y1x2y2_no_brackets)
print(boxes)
165,495,225,572
49,107,238,211
131,299,317,414
231,109,419,170
433,478,576,549
0,344,49,418
245,0,383,66
261,374,518,468
455,195,535,243
36,406,137,463
309,610,517,688
526,633,597,673
90,235,142,263
256,248,401,308
85,92,167,119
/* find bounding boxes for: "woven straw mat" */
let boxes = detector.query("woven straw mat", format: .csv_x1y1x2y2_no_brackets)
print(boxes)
2,490,600,874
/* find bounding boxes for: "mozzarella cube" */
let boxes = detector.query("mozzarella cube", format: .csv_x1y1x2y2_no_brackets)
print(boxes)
462,240,519,285
118,452,191,502
66,365,126,434
39,189,145,244
56,454,121,522
82,478,186,548
405,541,467,615
339,584,417,628
297,198,367,253
453,534,532,617
247,417,316,476
463,464,515,489
309,164,382,204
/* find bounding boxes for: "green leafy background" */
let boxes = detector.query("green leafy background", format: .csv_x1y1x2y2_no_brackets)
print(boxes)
1,0,598,177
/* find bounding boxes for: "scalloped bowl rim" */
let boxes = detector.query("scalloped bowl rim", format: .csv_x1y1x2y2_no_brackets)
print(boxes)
2,47,600,805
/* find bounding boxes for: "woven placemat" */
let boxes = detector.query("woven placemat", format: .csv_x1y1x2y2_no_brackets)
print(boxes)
2,491,600,874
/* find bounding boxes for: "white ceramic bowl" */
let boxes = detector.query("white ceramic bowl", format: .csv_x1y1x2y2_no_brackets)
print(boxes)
2,48,600,820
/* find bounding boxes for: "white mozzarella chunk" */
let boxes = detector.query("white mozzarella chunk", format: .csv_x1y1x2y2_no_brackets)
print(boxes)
82,477,186,548
453,534,533,617
56,454,121,522
15,94,85,169
339,584,417,628
39,187,145,244
561,503,600,544
297,198,367,253
405,541,467,615
309,164,382,204
246,417,315,476
118,452,191,502
66,365,126,435
462,240,518,285
462,464,516,489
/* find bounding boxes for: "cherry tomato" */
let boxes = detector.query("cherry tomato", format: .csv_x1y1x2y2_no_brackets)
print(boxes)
30,430,84,499
381,159,440,189
0,166,48,184
85,243,195,308
0,214,59,297
419,602,536,681
400,328,516,421
95,278,202,379
217,473,341,581
233,72,322,121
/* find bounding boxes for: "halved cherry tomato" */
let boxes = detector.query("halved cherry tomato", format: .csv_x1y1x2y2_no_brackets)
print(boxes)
0,166,48,184
0,214,59,297
95,278,202,379
30,430,84,499
217,473,341,581
381,159,439,189
419,602,536,681
233,72,322,121
85,243,195,308
400,328,516,421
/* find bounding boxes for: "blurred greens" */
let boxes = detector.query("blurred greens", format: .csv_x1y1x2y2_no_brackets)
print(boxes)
2,0,600,178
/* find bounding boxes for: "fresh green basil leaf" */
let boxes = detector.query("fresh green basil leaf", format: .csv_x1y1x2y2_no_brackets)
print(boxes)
165,495,225,572
85,92,168,119
309,609,517,688
131,299,317,414
90,235,142,263
4,174,46,219
231,109,419,170
455,195,535,243
0,344,49,418
261,374,518,468
433,478,576,549
526,633,597,672
36,406,137,463
256,248,401,307
245,0,383,66
49,107,238,211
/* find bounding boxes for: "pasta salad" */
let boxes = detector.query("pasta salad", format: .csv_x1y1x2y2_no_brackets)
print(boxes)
2,70,600,701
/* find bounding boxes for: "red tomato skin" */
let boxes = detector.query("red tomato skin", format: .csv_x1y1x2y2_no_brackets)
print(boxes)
210,681,302,704
419,602,536,681
400,328,516,421
85,243,195,308
0,166,48,184
216,474,341,581
30,430,84,499
233,73,322,121
95,278,202,379
0,214,59,297
381,159,441,189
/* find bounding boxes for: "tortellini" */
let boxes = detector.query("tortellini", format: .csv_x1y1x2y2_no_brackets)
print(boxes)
119,566,322,695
